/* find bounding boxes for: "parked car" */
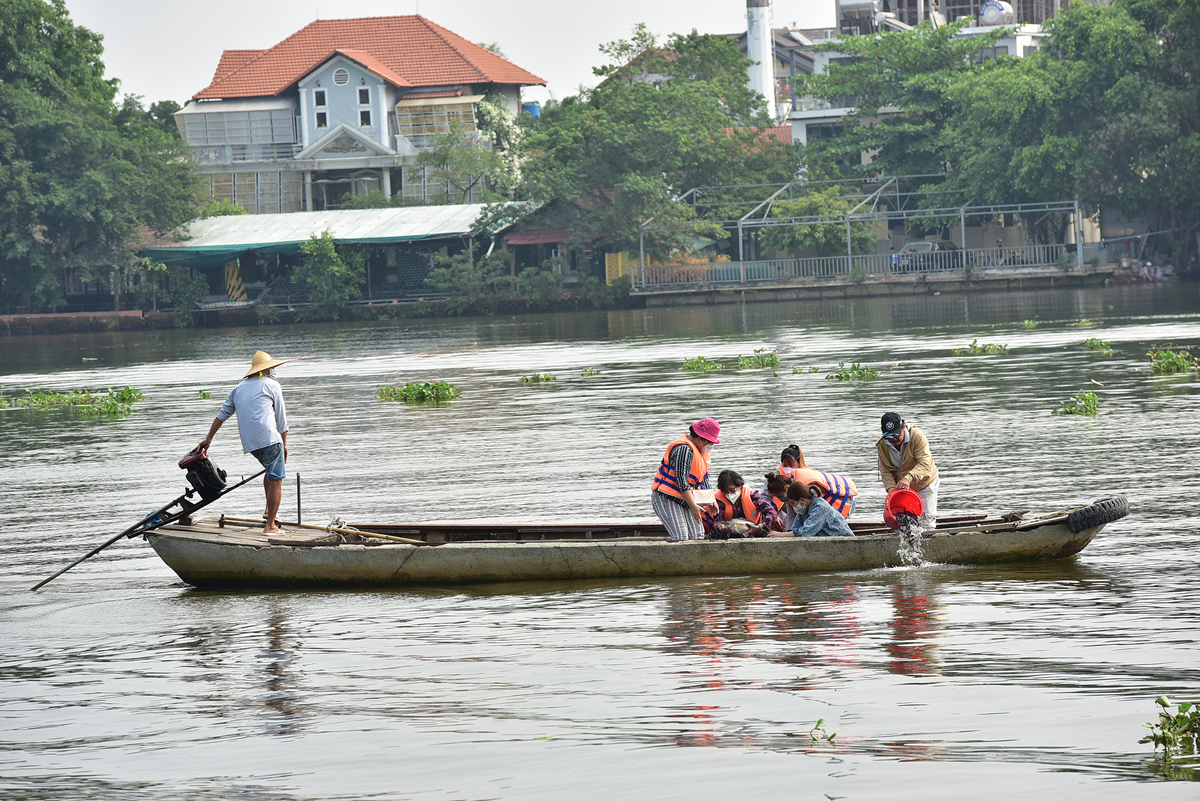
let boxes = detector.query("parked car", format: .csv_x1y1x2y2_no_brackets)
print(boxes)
898,240,961,271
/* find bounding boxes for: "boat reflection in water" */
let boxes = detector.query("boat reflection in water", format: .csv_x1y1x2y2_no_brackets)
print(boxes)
887,577,945,677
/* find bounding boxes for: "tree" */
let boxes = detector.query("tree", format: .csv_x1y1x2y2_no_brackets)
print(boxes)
414,119,506,204
293,231,365,320
760,187,876,257
520,25,797,257
0,0,197,310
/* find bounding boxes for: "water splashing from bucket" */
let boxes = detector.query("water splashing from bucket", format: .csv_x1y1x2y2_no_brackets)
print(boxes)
896,514,927,567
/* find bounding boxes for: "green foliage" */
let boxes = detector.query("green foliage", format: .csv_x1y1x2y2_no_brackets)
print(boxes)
424,249,514,314
521,26,794,256
1069,318,1095,327
737,350,780,369
1084,337,1114,355
1021,319,1039,329
294,231,366,320
1140,696,1199,758
682,356,724,373
850,264,869,284
0,1,197,310
338,190,427,209
378,381,461,404
516,260,564,307
519,373,557,384
809,718,838,744
197,390,211,400
582,368,602,377
415,119,506,204
953,339,1009,355
760,188,876,257
196,198,248,218
4,385,144,416
1148,346,1199,374
793,366,820,374
1053,389,1100,416
826,362,880,381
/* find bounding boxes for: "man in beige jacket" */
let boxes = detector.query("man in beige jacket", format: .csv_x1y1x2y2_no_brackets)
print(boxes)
876,412,939,527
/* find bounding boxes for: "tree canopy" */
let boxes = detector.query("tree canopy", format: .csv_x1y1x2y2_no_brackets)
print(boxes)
520,25,800,256
800,0,1200,269
0,0,197,309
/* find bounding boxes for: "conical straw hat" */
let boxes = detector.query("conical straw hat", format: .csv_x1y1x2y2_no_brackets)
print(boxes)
244,350,288,378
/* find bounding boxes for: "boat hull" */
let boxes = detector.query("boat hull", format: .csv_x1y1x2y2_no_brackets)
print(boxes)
147,522,1103,589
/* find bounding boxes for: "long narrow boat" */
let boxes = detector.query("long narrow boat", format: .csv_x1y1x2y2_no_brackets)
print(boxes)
144,497,1129,589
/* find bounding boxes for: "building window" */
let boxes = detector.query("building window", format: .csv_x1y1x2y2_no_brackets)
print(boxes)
316,111,328,129
395,102,477,140
358,87,370,105
314,89,326,107
333,68,350,86
359,109,372,127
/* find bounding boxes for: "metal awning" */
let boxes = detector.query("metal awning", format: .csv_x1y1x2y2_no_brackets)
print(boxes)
175,97,297,115
396,94,483,108
143,203,522,269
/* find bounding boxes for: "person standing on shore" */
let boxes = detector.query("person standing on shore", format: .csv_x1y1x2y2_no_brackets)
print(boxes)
650,418,721,541
876,412,939,527
198,351,290,534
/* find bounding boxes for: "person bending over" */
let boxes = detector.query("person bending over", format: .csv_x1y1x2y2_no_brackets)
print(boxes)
705,470,783,538
768,481,854,538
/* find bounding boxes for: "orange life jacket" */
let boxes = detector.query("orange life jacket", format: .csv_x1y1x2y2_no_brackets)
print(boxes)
768,495,786,513
790,467,857,518
650,435,711,499
715,488,762,524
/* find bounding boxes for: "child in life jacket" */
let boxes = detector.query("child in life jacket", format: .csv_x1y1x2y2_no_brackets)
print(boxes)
705,469,784,538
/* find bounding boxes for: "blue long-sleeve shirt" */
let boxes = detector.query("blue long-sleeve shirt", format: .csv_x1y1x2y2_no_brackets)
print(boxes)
790,497,854,538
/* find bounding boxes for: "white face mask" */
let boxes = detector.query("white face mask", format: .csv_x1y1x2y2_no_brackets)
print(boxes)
724,490,740,503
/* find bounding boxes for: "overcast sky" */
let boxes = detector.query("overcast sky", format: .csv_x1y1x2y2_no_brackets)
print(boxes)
65,0,835,106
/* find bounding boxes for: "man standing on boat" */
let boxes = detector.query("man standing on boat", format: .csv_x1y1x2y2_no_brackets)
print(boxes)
651,418,721,541
876,412,939,527
197,351,289,534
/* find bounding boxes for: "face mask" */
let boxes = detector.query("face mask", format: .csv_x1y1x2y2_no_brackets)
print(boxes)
724,490,740,503
701,443,713,454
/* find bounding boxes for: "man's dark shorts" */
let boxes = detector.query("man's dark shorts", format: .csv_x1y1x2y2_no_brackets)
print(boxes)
252,443,285,481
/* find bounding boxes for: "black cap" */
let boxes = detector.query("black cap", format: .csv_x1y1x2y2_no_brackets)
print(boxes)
881,412,903,435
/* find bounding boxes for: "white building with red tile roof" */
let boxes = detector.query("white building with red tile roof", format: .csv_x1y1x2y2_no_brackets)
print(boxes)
175,16,544,214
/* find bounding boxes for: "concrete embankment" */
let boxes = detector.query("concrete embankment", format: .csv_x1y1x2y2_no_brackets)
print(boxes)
634,268,1113,307
0,310,178,336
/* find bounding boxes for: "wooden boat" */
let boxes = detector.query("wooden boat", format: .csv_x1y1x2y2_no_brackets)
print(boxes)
144,497,1129,589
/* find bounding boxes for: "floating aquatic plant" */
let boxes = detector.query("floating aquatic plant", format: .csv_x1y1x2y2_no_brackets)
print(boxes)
379,381,461,403
1148,346,1198,375
1053,389,1099,416
2,386,144,416
737,350,780,369
582,368,602,377
682,356,723,373
1068,318,1095,327
953,339,1009,356
197,389,212,399
1021,319,1038,329
1083,337,1114,355
809,718,838,744
519,373,557,384
1140,696,1199,759
826,362,880,381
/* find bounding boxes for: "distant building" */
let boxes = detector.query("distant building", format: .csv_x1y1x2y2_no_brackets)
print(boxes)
176,16,544,213
725,28,815,120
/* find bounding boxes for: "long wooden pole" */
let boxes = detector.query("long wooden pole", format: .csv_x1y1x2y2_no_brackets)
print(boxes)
31,469,266,591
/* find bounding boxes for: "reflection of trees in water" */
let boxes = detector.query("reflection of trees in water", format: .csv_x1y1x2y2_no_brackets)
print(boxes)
886,578,944,677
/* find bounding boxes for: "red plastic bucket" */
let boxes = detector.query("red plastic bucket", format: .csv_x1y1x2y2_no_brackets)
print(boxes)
884,488,925,529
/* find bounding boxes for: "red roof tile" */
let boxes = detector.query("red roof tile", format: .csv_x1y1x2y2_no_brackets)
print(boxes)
195,16,545,99
332,49,413,89
212,50,265,83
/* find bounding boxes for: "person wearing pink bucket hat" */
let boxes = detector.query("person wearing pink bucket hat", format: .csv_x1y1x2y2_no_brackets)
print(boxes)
650,418,721,541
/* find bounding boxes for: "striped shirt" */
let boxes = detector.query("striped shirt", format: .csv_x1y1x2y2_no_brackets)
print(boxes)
657,443,706,507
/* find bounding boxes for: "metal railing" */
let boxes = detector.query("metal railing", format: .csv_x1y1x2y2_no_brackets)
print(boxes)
632,243,1087,291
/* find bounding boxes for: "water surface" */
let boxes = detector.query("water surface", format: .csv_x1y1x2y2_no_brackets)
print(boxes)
2,284,1198,799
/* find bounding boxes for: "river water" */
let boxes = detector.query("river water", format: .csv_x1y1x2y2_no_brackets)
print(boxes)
2,284,1198,799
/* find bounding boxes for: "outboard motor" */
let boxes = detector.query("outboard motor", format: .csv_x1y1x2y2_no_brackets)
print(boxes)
178,449,228,501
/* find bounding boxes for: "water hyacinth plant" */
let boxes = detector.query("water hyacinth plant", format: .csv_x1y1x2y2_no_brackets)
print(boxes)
1053,390,1099,416
519,373,557,384
1148,346,1198,375
1083,338,1114,355
737,350,780,369
1,386,145,416
582,368,602,377
1021,319,1038,329
826,362,880,381
682,356,723,373
379,381,462,403
953,339,1009,356
791,366,820,375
